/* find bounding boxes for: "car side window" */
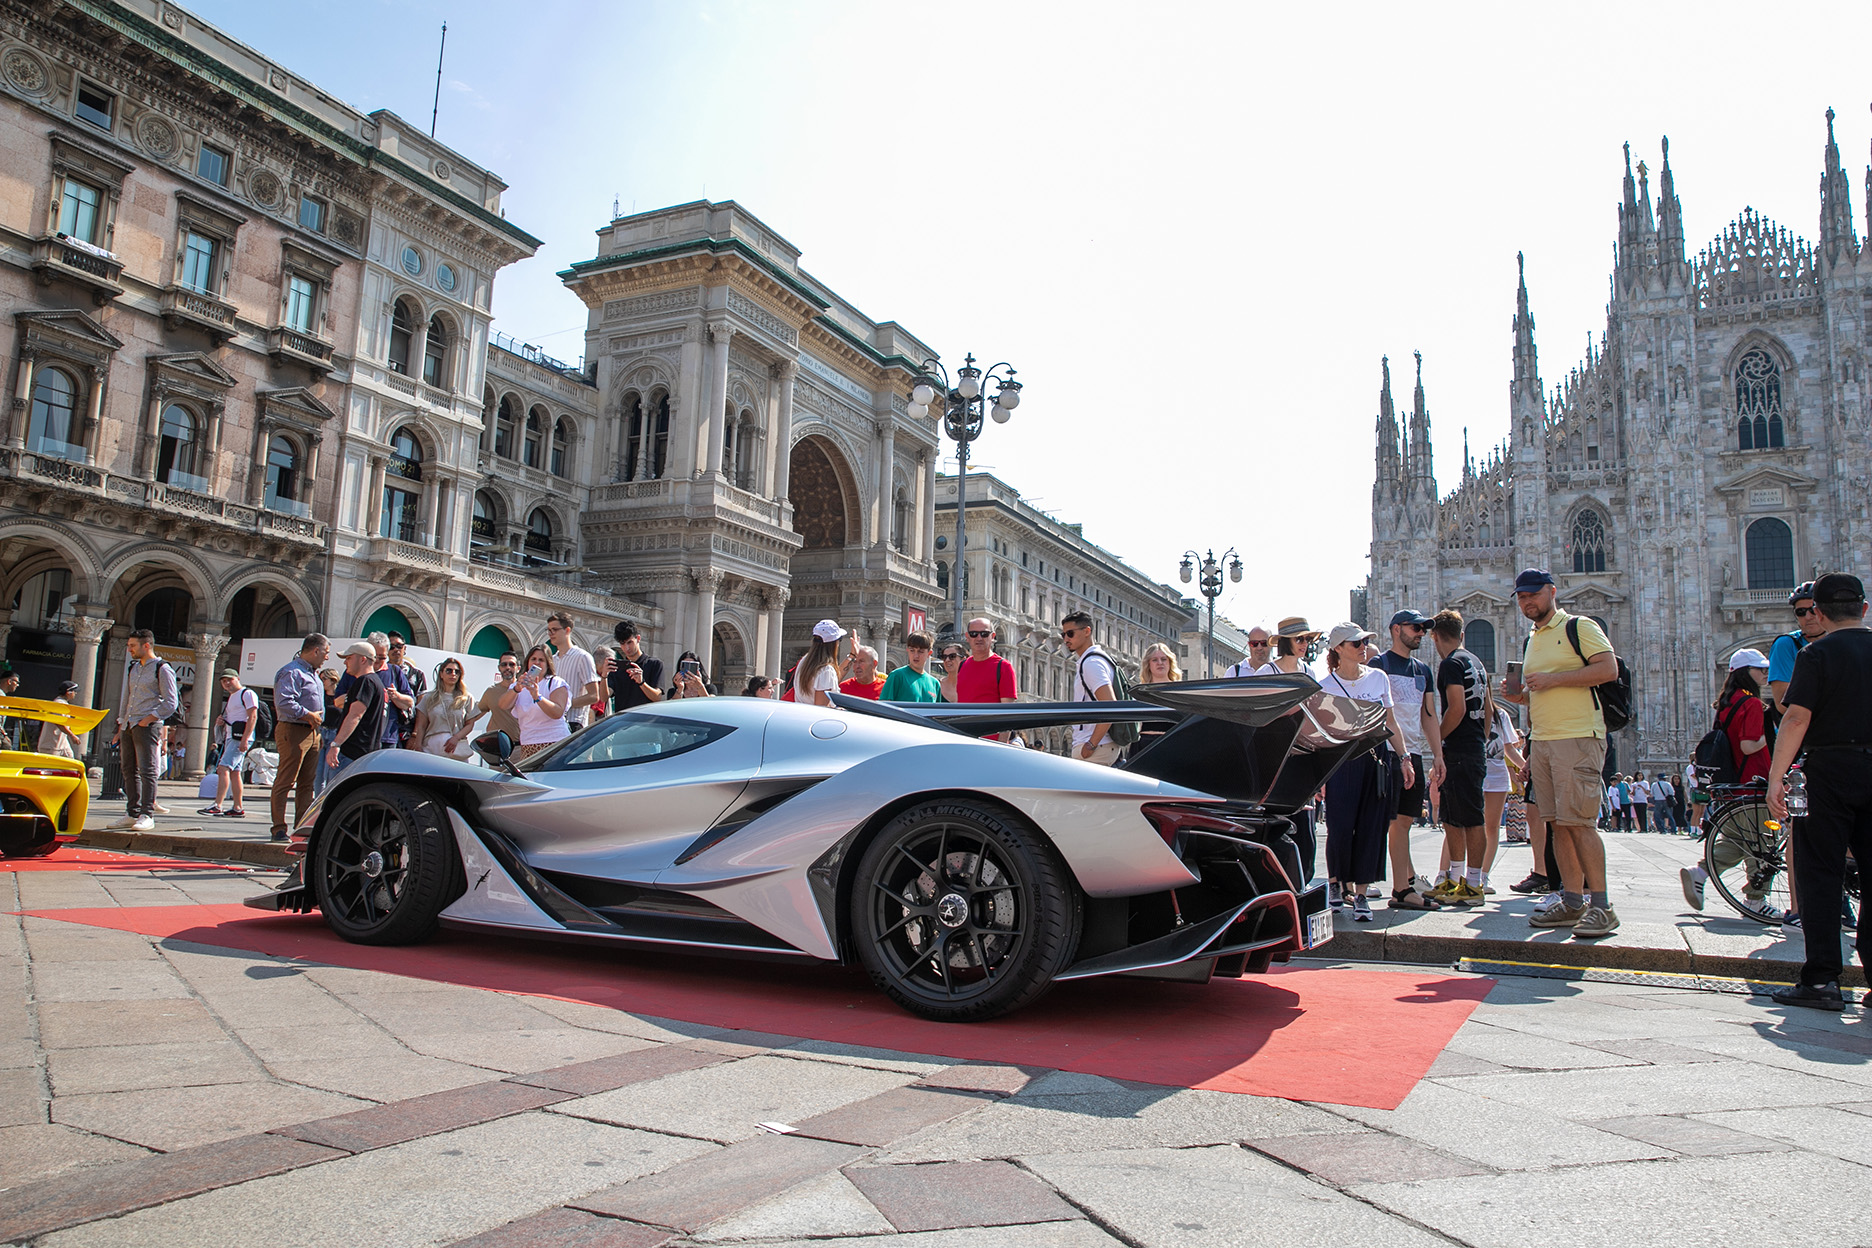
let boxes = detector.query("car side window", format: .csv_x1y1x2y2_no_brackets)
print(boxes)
537,714,733,771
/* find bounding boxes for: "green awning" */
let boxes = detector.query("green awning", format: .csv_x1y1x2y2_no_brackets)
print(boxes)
361,606,414,641
467,625,513,659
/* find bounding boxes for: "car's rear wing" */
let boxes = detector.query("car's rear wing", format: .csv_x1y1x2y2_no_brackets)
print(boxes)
0,696,109,736
828,674,1389,812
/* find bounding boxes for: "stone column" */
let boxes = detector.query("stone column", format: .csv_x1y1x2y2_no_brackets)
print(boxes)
869,618,891,671
421,471,442,546
872,420,892,547
671,322,704,480
184,632,229,779
702,322,733,476
303,437,323,517
365,455,388,537
69,613,113,753
763,587,790,679
769,361,797,498
921,450,937,563
692,569,723,664
83,364,105,467
141,385,168,480
203,399,226,491
10,348,37,449
753,599,771,681
249,419,271,505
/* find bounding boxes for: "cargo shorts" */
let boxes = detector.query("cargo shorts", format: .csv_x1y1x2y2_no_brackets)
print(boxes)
1526,736,1607,828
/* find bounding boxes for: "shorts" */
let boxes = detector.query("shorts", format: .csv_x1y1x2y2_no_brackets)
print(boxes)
1526,736,1607,827
1440,751,1487,827
1394,752,1428,820
216,738,248,770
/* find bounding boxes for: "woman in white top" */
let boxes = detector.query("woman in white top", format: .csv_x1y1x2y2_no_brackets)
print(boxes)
1318,622,1418,921
412,658,476,759
499,644,570,759
1444,700,1526,882
793,620,845,707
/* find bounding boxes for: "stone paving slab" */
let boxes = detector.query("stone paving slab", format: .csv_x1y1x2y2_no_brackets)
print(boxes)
846,1159,1082,1233
446,1207,674,1247
52,1079,369,1152
35,998,228,1049
689,1171,893,1242
792,1085,994,1148
1249,1129,1493,1184
274,1078,572,1152
573,1134,863,1233
1592,1113,1794,1157
508,1042,732,1096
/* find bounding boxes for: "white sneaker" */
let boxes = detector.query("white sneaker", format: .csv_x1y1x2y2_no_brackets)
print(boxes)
1534,891,1564,913
130,816,155,832
107,815,138,829
1680,867,1704,912
151,803,170,815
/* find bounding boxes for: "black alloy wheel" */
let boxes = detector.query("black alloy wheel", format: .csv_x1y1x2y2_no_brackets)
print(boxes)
852,800,1080,1022
312,783,462,945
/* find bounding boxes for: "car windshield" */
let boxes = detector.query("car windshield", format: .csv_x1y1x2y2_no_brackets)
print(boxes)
527,712,734,772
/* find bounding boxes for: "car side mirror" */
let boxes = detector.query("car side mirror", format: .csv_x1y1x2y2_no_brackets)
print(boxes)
472,730,520,777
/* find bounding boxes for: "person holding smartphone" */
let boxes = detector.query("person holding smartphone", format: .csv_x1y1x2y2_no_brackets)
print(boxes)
667,652,714,699
499,644,570,759
608,620,664,713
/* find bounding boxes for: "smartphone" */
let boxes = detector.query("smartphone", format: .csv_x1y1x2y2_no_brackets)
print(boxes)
678,659,702,676
1504,661,1523,695
526,664,543,681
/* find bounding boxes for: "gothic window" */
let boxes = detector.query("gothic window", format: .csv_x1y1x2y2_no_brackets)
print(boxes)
619,392,643,481
1477,521,1491,546
388,298,417,375
381,426,423,542
1745,516,1794,589
422,314,450,388
1465,619,1497,672
524,508,553,555
552,418,570,477
495,395,519,459
157,403,204,491
471,491,498,548
1570,509,1607,573
523,407,544,469
1735,349,1785,450
27,367,82,461
1584,418,1599,462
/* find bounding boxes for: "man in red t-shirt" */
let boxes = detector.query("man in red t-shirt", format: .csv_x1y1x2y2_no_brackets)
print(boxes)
956,617,1017,738
838,644,887,700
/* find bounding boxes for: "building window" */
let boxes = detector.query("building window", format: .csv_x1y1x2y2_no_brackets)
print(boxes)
298,195,326,234
1735,349,1785,450
264,435,308,516
157,403,207,492
936,561,949,591
388,298,416,374
27,367,84,462
1745,516,1794,589
74,82,113,130
1465,619,1497,671
523,407,544,469
648,392,670,478
381,426,423,541
435,262,456,293
285,274,316,332
496,395,519,459
552,418,570,477
422,315,449,388
179,231,217,293
58,179,103,243
1570,508,1607,573
620,393,643,481
197,144,230,187
471,491,498,547
524,509,553,555
892,478,910,552
401,245,423,276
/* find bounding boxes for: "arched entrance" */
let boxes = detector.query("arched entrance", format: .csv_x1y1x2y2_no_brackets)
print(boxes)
228,584,300,643
788,437,853,549
711,621,749,692
467,625,514,659
362,605,416,641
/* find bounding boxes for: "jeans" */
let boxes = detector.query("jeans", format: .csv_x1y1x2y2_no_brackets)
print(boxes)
121,724,161,818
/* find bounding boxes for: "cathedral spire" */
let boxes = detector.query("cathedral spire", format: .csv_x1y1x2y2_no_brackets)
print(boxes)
1615,140,1654,291
1512,251,1542,406
1820,106,1859,267
1408,350,1435,500
1373,356,1402,507
1657,135,1685,270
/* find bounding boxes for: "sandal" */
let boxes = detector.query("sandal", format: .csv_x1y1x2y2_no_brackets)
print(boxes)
1390,887,1442,911
196,806,223,816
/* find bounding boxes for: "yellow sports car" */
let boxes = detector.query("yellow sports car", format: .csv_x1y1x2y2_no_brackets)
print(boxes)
0,697,106,858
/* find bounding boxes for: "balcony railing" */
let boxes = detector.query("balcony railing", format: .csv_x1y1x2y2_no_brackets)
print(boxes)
264,493,312,520
1,448,324,545
160,285,238,343
26,434,87,464
163,468,211,494
267,326,336,374
375,538,450,572
31,235,124,302
1722,586,1796,607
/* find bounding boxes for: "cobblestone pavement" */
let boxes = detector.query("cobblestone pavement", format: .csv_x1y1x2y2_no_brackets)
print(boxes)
5,860,1872,1247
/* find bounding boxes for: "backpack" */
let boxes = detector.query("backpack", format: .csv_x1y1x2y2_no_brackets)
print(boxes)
237,688,275,744
1692,694,1744,787
1564,617,1632,733
1079,647,1138,747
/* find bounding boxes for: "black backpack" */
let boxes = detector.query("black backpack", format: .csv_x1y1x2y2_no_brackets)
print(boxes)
1564,617,1633,733
1079,647,1138,747
1693,694,1744,786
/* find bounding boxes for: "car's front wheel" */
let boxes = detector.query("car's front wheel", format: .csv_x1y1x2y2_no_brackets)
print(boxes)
311,783,461,945
852,800,1080,1022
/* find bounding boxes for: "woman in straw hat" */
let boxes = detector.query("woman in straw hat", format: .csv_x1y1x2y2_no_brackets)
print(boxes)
1318,622,1419,922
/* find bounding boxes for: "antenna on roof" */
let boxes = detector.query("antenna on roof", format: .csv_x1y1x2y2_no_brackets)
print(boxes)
429,21,447,139
612,194,620,218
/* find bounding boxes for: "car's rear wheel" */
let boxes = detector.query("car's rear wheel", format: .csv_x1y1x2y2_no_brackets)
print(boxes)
852,800,1080,1022
312,783,461,945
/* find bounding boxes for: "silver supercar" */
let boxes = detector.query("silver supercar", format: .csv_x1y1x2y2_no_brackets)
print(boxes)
247,675,1387,1022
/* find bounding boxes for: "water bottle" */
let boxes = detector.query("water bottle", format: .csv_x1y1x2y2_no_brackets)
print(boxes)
1786,770,1807,818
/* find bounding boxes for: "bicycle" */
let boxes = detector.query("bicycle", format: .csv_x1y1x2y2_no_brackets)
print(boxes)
1699,778,1789,924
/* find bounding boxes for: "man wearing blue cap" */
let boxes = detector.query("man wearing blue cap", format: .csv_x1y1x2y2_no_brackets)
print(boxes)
1503,568,1622,937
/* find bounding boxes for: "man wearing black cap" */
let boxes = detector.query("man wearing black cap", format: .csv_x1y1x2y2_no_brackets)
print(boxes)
1768,581,1825,714
1373,609,1447,910
1767,572,1872,1010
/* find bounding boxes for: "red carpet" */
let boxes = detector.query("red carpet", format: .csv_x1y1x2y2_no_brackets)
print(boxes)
1,846,254,873
20,902,1488,1109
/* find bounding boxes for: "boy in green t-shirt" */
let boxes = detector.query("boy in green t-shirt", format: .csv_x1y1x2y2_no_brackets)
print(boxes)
881,632,942,703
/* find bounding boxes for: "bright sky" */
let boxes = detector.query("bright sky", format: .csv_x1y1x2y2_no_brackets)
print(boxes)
193,0,1869,633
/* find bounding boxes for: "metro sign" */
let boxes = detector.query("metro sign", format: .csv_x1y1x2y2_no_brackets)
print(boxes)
905,604,927,637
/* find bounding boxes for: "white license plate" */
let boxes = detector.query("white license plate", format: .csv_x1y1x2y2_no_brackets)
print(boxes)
1306,908,1333,947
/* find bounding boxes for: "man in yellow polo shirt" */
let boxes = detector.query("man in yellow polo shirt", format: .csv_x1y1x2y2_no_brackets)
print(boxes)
1504,568,1622,937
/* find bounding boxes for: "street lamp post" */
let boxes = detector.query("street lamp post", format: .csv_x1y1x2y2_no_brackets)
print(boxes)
1179,547,1242,679
909,353,1023,640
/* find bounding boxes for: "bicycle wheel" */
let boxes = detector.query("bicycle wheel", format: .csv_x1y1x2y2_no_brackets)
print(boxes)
1703,796,1788,924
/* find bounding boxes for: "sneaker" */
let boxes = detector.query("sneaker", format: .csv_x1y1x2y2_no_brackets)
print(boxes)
1572,905,1620,938
151,803,170,815
107,815,138,830
1783,911,1802,929
1428,878,1463,905
130,815,155,832
1352,895,1373,922
197,806,224,816
1680,868,1704,912
1534,890,1565,913
1771,981,1845,1012
1509,872,1550,895
1366,884,1384,898
1329,882,1344,909
1453,880,1488,905
1530,902,1586,928
270,827,289,843
1752,902,1784,923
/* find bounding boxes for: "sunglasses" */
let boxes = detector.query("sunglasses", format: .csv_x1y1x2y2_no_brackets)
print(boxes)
942,652,963,662
1248,640,1272,647
1060,627,1082,638
1794,606,1817,618
967,630,991,638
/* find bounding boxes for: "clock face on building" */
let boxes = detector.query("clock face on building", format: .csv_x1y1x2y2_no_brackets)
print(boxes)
401,245,423,276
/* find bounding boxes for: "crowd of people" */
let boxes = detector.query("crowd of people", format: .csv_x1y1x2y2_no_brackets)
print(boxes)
65,566,1869,1010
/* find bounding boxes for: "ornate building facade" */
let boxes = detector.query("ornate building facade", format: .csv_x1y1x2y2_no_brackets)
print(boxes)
1361,116,1872,770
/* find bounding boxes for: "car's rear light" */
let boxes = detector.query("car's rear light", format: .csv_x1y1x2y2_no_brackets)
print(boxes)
1141,802,1245,847
21,768,83,779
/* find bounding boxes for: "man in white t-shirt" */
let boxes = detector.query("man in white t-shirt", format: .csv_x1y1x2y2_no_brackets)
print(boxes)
201,669,257,817
1223,624,1276,678
1063,611,1121,765
1649,773,1677,833
545,612,603,730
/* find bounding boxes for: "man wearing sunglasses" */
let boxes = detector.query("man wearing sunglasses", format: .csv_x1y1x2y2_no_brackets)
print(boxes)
1373,608,1447,910
955,617,1017,738
1223,625,1276,678
1768,581,1824,715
